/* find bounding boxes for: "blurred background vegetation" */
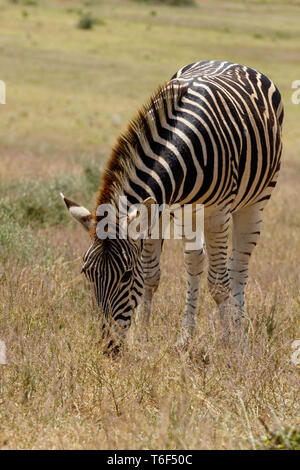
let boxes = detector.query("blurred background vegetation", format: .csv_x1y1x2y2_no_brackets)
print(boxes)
1,0,299,256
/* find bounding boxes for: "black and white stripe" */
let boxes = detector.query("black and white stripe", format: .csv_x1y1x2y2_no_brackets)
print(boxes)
77,60,283,349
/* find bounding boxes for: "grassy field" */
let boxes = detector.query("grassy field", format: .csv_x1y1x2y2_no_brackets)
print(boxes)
0,0,299,450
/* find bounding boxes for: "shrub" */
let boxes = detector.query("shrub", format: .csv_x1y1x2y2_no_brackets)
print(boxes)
21,0,38,5
77,12,104,30
11,176,76,226
132,0,195,6
8,0,38,5
83,162,102,194
1,163,101,228
0,200,35,262
0,163,101,263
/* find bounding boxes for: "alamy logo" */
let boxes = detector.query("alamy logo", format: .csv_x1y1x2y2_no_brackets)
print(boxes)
0,340,6,365
291,80,300,104
0,81,6,104
96,197,204,250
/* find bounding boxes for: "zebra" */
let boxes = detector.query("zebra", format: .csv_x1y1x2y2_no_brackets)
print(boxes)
61,60,283,353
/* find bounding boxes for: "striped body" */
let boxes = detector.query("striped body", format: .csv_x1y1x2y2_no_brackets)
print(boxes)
120,60,283,210
63,60,283,352
170,61,282,211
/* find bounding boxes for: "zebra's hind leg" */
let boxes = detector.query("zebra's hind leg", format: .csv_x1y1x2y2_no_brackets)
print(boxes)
205,206,231,336
229,203,265,332
229,170,280,333
177,246,205,348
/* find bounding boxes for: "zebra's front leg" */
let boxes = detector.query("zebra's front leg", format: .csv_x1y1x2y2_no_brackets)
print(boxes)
137,272,160,325
136,238,163,326
177,247,205,348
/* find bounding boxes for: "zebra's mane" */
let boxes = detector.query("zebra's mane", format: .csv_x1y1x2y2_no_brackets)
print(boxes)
92,80,183,231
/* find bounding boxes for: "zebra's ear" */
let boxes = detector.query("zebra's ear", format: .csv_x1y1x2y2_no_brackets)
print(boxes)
127,197,157,239
60,193,93,232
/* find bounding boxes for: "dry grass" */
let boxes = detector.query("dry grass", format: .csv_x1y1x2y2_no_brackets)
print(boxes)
0,0,299,449
1,170,299,449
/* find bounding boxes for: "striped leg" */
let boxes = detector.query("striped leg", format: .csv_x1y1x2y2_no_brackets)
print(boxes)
229,187,276,328
228,206,262,328
137,238,163,325
177,246,205,346
205,206,231,323
229,170,280,329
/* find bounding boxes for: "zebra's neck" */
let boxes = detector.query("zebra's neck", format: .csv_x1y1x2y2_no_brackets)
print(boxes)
94,82,185,219
95,146,168,211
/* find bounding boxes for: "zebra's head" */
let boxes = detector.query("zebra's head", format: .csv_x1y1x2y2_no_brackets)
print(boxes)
61,193,154,354
82,237,144,351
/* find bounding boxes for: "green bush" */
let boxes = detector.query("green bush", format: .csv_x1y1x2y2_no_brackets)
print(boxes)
8,0,38,5
0,163,101,228
21,0,38,5
0,200,35,262
8,176,77,226
132,0,195,6
77,12,104,30
0,163,101,262
83,162,102,194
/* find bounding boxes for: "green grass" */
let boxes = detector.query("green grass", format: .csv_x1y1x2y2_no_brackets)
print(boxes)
0,0,299,450
257,422,300,450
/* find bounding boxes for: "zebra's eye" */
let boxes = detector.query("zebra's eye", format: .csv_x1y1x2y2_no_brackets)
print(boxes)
121,269,132,283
